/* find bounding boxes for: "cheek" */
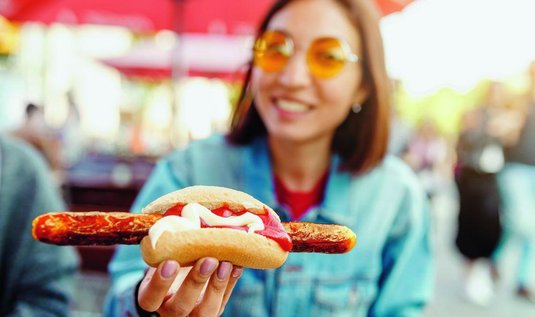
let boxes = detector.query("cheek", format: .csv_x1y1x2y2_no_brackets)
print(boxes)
331,67,362,102
250,71,274,127
318,79,357,114
251,69,273,108
251,68,278,90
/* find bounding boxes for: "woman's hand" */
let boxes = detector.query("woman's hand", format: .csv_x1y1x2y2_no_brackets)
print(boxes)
137,257,243,317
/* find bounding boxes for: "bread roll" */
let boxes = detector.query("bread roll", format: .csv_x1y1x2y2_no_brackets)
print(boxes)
140,186,290,269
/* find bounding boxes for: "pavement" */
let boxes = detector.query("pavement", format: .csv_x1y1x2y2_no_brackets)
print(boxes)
424,182,535,317
70,180,535,317
71,271,109,317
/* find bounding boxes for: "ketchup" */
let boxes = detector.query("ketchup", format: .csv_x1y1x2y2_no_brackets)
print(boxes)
164,203,293,251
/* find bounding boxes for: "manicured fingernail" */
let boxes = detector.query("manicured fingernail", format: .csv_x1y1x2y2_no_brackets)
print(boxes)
160,261,178,279
217,262,232,280
231,267,243,278
200,258,218,276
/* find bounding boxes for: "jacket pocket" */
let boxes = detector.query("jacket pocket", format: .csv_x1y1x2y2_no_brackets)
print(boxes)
311,276,372,317
228,283,268,317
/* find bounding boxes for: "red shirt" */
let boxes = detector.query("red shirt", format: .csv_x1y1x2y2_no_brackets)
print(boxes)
274,171,329,221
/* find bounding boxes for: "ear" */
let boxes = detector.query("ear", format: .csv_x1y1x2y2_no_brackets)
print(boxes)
353,81,370,106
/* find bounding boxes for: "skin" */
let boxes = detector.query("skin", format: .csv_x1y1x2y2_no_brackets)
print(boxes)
137,0,368,315
252,0,368,191
137,258,242,316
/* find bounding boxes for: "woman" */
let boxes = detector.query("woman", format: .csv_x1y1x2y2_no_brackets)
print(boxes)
104,0,433,316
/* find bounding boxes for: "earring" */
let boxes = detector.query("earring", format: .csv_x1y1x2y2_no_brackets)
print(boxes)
351,103,362,114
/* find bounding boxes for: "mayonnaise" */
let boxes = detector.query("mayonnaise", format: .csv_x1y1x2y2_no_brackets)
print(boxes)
148,202,265,249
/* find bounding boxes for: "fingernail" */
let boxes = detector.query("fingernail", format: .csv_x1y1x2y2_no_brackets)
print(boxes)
199,258,218,276
217,262,232,280
160,261,178,279
231,267,243,278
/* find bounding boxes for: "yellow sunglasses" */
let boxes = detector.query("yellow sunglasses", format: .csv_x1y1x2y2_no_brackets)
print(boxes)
253,30,359,79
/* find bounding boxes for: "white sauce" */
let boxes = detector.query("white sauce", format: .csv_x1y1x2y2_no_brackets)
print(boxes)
148,202,265,249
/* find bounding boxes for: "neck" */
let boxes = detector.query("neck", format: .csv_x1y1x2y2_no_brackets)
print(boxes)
269,137,331,192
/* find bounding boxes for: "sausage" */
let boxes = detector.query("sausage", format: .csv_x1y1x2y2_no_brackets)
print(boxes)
282,222,357,254
32,212,357,253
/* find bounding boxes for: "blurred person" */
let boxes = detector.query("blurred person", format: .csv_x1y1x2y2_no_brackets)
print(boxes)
454,82,508,306
59,92,85,168
0,136,79,316
388,108,414,157
10,103,62,172
495,63,535,303
388,80,414,157
404,118,449,200
104,0,433,316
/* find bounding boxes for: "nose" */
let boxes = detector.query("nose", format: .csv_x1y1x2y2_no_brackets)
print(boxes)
277,52,312,88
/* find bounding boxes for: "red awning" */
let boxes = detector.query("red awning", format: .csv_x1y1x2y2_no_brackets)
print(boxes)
0,0,175,32
375,0,414,16
0,0,274,34
1,0,413,33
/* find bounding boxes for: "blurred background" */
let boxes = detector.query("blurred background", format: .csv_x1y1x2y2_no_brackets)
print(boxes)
1,0,535,316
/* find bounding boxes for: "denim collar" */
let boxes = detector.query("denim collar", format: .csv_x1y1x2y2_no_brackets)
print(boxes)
0,139,3,195
242,137,277,209
242,137,354,225
315,159,353,225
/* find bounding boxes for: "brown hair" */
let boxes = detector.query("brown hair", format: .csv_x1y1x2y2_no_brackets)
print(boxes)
226,0,391,174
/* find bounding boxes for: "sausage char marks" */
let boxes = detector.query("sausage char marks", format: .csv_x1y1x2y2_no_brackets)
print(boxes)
283,222,357,253
32,211,162,245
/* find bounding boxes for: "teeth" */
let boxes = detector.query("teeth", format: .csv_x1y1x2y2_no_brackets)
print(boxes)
277,100,309,113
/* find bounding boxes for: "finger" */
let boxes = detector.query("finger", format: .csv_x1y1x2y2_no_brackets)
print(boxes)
138,260,179,312
161,257,218,316
218,266,243,316
191,261,233,317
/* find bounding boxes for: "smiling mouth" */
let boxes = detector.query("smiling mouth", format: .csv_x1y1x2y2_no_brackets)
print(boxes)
276,99,311,113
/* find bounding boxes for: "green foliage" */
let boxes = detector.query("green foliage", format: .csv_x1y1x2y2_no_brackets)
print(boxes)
394,81,490,136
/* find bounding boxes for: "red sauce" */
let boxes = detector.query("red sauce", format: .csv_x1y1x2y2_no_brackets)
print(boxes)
164,203,293,251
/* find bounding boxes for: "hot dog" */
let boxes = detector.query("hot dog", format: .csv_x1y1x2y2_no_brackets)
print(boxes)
32,212,356,253
32,186,357,269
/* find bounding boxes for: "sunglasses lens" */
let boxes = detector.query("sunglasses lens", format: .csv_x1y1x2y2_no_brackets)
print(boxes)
307,38,348,79
254,31,291,72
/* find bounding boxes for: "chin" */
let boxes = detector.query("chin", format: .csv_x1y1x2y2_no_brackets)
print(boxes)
268,130,319,145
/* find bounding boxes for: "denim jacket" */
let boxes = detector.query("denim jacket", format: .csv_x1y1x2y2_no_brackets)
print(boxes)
104,135,433,317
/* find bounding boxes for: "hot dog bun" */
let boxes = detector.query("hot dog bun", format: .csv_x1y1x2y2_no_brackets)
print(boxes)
140,186,289,269
142,185,274,216
140,228,288,269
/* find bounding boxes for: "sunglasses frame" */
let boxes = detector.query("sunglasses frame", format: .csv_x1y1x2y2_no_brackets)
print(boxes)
253,30,360,78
